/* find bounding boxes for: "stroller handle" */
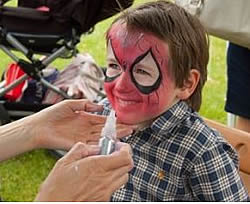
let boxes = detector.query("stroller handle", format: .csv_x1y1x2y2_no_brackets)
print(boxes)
0,74,29,97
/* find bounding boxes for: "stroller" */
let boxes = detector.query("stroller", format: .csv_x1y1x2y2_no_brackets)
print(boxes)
0,0,133,124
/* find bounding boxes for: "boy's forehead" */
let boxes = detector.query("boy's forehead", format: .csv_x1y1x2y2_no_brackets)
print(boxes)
107,22,169,61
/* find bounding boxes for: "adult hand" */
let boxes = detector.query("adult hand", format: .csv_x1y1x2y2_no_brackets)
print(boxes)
35,142,133,201
31,99,134,150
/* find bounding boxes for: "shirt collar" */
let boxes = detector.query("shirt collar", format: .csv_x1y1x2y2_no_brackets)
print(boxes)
142,101,190,144
119,101,191,144
152,100,189,131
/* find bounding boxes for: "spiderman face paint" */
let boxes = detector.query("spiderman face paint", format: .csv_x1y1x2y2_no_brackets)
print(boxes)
105,23,180,125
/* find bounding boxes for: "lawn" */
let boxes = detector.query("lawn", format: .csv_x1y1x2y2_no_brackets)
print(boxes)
0,0,227,201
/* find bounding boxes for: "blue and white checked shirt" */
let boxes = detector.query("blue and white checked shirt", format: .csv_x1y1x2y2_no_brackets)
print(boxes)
100,99,249,201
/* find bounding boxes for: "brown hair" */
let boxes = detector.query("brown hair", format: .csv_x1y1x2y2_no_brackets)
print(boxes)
106,0,209,111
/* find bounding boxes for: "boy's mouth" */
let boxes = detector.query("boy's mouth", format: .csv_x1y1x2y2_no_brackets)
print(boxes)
115,97,140,106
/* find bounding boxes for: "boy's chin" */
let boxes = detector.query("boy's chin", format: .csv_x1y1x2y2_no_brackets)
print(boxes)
116,113,153,126
117,117,138,125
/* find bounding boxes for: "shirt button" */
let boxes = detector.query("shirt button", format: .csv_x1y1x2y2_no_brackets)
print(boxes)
158,170,165,180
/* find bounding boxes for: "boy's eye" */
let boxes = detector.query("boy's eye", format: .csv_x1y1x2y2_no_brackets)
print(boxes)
108,63,120,70
132,66,159,86
133,68,151,76
106,63,122,78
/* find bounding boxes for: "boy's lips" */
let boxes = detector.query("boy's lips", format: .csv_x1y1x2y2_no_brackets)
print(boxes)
115,97,141,106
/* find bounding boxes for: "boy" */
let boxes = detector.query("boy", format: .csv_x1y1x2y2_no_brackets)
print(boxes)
100,0,249,201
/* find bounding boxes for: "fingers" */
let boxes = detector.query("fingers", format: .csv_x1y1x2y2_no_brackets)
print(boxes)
80,123,135,139
85,102,104,112
109,173,129,194
95,144,134,171
115,142,131,151
115,142,130,152
79,123,134,136
86,145,100,156
62,142,100,164
111,164,132,179
62,99,103,113
87,141,99,145
116,128,133,139
80,100,103,113
75,125,132,145
78,112,107,125
116,124,137,130
62,142,88,164
116,124,137,139
106,165,131,196
64,99,89,112
115,143,133,161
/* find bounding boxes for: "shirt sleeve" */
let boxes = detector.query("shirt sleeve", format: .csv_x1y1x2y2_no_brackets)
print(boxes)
190,142,249,201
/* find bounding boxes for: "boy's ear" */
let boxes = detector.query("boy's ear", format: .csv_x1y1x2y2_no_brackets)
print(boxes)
177,69,200,100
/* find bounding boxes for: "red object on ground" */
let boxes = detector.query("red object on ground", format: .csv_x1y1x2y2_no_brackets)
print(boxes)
4,63,27,101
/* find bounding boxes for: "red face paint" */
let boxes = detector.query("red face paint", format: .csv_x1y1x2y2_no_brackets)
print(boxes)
105,22,180,125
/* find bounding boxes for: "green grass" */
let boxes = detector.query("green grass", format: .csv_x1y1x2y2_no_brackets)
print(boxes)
0,150,56,201
0,0,227,201
200,37,227,123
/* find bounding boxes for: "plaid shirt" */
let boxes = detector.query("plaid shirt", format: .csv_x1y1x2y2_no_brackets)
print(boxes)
99,99,249,201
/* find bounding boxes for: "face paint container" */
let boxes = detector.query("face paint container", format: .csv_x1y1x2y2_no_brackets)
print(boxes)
99,137,116,155
99,110,117,155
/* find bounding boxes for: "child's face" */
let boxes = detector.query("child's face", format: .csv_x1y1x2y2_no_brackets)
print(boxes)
105,23,181,125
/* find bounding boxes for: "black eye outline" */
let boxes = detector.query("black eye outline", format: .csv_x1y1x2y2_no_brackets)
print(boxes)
130,49,162,94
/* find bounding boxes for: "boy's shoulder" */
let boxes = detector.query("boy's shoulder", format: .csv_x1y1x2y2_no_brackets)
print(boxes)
153,101,238,166
98,99,238,168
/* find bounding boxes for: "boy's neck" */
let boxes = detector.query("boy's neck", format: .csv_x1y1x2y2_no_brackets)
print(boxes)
133,99,181,132
138,120,154,130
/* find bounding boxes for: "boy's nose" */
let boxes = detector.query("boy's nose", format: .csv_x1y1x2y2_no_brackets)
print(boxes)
115,72,132,92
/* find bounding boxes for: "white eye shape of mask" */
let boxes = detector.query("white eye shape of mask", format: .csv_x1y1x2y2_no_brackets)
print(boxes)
131,51,160,87
106,40,122,78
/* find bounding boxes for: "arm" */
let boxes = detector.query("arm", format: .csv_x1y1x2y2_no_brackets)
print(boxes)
0,116,36,161
0,99,103,161
0,99,134,161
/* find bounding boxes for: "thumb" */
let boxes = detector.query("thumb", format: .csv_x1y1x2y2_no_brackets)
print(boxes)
62,142,100,164
64,99,89,112
84,101,104,113
64,99,103,112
